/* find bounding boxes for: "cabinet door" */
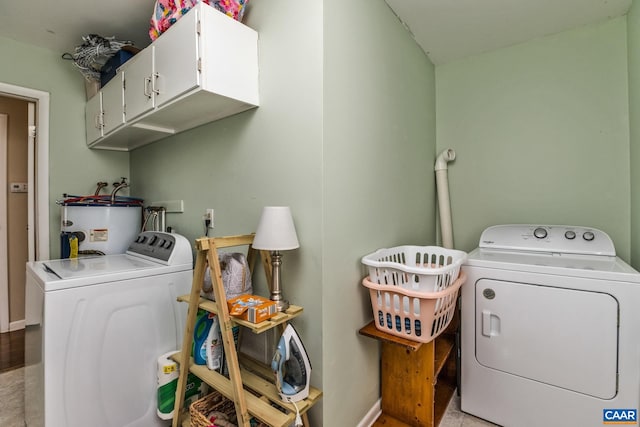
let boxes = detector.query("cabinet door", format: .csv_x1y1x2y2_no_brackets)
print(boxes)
123,47,155,122
101,73,125,135
85,92,103,144
153,7,200,108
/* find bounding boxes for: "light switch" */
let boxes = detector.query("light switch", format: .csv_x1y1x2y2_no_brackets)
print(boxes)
9,182,28,193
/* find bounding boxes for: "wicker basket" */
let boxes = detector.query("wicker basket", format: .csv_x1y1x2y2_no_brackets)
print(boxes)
189,391,270,427
190,391,237,427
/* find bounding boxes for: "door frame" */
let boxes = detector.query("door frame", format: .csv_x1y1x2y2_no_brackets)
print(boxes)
0,114,7,332
0,83,49,333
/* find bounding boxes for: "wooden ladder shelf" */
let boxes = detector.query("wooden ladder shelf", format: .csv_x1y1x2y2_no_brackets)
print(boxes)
171,234,322,427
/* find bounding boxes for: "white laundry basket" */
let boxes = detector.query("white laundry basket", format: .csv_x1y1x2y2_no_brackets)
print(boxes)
362,246,467,292
361,246,467,343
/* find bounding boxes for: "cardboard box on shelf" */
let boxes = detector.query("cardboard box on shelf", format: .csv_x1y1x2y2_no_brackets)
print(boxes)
227,295,277,323
85,79,100,100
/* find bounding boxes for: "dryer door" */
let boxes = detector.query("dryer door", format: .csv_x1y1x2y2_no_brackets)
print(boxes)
475,279,618,399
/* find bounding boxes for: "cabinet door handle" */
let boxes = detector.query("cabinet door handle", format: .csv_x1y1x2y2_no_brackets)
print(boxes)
144,76,153,99
152,72,160,95
94,113,104,130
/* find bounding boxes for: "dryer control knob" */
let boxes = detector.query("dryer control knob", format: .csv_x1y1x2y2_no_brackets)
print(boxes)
533,227,547,239
583,231,595,241
564,230,576,240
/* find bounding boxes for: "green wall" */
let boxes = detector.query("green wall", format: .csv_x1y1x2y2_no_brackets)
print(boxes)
323,0,436,424
0,2,435,422
628,3,640,268
436,17,631,261
6,2,640,424
0,36,130,259
130,0,436,423
130,0,326,422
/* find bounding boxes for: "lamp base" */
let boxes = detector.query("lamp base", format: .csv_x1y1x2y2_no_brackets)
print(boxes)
273,298,290,313
268,250,290,313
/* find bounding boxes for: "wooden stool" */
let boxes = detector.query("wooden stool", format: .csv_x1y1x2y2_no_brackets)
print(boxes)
359,321,457,426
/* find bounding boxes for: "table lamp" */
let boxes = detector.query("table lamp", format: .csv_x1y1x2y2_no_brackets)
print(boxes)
252,206,299,312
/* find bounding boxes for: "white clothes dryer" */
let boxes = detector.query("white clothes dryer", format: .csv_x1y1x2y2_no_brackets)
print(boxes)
460,225,640,427
24,231,193,427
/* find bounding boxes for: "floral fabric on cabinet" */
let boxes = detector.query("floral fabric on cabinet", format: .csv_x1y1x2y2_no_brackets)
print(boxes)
149,0,249,41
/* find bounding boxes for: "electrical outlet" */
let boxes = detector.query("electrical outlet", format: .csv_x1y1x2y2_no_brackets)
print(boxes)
205,209,215,229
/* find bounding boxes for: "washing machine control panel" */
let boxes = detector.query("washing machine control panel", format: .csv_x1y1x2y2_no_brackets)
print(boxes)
127,231,192,265
479,224,616,256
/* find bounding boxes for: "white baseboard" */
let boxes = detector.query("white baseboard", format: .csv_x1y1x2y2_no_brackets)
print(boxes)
357,399,381,427
9,319,25,331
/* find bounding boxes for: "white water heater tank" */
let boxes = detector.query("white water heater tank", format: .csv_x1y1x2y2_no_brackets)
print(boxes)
61,204,142,254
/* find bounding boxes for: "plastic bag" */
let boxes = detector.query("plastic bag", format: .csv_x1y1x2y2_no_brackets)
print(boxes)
211,0,249,21
201,252,252,301
149,0,249,41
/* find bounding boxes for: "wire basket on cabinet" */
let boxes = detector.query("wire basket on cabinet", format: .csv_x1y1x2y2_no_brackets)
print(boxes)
361,246,467,343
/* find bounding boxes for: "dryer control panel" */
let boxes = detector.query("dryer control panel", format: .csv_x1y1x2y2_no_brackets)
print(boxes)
479,224,615,256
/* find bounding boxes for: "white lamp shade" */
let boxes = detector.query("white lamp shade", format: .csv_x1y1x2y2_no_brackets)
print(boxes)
253,206,300,250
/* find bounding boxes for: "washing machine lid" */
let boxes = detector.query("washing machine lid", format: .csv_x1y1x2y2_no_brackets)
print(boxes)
43,254,159,280
27,254,184,291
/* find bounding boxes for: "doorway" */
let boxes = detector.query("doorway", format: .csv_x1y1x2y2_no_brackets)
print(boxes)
0,83,49,333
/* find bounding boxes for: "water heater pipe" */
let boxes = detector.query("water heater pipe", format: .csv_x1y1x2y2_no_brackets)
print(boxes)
435,148,456,249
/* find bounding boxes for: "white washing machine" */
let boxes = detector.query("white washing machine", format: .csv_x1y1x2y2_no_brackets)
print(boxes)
24,231,193,427
461,224,640,427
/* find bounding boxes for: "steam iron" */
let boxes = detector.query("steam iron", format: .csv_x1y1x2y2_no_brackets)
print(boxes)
271,324,311,403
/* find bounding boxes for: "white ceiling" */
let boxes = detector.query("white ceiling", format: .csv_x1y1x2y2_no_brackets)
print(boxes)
0,0,156,55
0,0,633,64
385,0,632,64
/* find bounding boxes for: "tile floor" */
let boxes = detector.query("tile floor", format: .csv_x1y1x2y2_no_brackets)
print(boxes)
440,393,498,427
0,367,24,427
0,366,495,427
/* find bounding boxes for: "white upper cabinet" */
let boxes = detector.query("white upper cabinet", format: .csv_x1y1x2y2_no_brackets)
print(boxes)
86,2,259,151
152,10,200,109
101,72,125,135
85,92,103,145
85,73,126,144
122,47,155,122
